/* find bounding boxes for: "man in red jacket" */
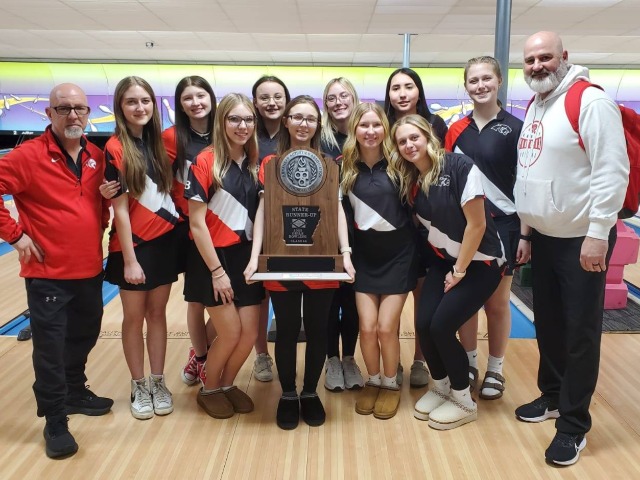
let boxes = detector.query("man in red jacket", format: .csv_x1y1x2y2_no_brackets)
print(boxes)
0,83,112,459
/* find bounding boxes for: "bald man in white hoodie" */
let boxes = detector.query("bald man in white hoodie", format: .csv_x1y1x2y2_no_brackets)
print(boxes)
514,31,629,466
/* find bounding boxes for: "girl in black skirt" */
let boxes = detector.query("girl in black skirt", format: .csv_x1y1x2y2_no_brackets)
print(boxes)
341,102,417,420
104,76,179,420
184,93,264,420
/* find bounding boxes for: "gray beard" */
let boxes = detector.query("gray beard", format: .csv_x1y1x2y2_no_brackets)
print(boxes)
64,126,84,139
525,61,570,94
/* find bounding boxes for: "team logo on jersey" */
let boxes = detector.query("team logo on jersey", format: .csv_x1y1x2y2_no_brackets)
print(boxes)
436,174,451,187
518,121,543,167
51,157,60,163
279,149,325,196
491,124,512,136
86,159,97,169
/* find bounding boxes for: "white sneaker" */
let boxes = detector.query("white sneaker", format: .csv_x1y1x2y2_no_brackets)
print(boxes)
130,378,154,420
428,399,477,430
414,389,449,421
149,375,174,416
324,356,345,391
342,356,364,390
253,353,274,382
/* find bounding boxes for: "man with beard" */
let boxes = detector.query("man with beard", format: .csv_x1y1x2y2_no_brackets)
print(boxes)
514,31,628,466
0,83,113,459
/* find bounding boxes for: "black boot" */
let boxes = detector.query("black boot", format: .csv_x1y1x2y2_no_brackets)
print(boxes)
43,415,78,459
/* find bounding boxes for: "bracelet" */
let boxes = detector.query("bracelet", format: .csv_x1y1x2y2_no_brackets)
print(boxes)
340,246,352,254
210,265,223,273
452,265,466,278
212,271,227,279
520,234,532,242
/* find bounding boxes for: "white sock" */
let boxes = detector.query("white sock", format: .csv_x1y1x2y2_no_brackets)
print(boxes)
368,373,382,386
381,374,398,389
467,350,478,370
149,373,163,381
487,355,504,375
450,387,475,409
432,376,451,394
221,386,234,392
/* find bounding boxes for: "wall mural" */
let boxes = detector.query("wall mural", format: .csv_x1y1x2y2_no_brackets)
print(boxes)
1,62,639,135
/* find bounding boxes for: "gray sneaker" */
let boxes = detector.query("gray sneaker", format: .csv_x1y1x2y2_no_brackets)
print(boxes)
253,353,273,382
342,356,364,390
149,375,174,416
409,360,430,388
324,356,345,391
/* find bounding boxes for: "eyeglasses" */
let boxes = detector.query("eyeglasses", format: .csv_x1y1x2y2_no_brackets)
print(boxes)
287,114,318,126
226,115,255,127
257,94,285,104
52,105,91,116
326,92,351,105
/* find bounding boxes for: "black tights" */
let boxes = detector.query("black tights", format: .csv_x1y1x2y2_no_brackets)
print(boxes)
271,289,335,393
327,283,359,358
417,261,503,390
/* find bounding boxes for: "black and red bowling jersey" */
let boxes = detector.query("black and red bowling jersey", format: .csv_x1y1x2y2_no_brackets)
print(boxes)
162,126,211,220
105,136,179,252
412,153,505,267
185,149,259,248
445,108,522,218
348,159,411,231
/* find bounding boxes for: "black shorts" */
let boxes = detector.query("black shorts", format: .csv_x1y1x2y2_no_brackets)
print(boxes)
494,214,521,276
105,229,178,291
184,240,264,308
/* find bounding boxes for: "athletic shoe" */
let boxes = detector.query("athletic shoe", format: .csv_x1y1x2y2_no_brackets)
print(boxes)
253,353,274,382
181,347,199,386
409,360,430,388
149,375,174,416
130,378,154,420
545,432,587,466
324,356,345,391
43,415,78,459
515,395,560,423
428,399,477,430
65,386,113,416
342,356,365,390
414,389,449,421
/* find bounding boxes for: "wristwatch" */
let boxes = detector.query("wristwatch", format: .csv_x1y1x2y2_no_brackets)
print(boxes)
452,265,466,278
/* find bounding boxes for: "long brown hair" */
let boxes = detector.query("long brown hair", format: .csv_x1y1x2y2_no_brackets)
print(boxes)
390,114,445,201
113,76,172,197
341,102,403,197
211,93,259,190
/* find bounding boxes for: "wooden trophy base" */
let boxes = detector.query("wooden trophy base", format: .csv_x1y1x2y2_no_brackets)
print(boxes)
250,254,352,281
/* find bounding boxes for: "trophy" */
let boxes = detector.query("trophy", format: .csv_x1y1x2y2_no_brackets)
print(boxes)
250,148,351,281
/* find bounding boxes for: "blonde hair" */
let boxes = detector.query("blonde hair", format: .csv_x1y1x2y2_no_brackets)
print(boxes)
113,76,172,198
320,77,360,152
390,114,445,201
211,93,259,189
341,103,404,199
464,56,503,107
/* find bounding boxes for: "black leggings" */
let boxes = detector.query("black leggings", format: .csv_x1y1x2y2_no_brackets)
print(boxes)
327,283,359,358
271,289,335,393
416,260,503,390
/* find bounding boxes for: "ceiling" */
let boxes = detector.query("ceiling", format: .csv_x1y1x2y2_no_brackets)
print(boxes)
1,0,639,67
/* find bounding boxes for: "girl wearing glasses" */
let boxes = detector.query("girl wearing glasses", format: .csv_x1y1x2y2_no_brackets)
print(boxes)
246,95,355,430
185,93,264,420
320,78,364,393
445,57,528,401
250,75,291,384
162,76,218,389
392,114,505,430
104,76,179,420
342,102,417,420
384,67,449,388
